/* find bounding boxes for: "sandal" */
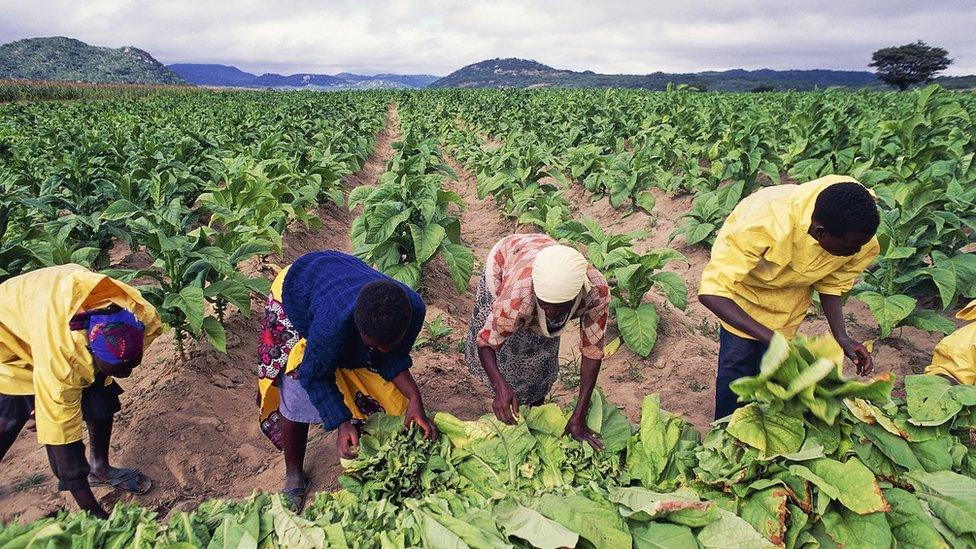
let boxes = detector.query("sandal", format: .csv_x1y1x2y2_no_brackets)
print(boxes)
89,468,152,495
282,475,312,513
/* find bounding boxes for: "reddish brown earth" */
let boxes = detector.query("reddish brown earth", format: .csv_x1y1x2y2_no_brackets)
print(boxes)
0,107,953,523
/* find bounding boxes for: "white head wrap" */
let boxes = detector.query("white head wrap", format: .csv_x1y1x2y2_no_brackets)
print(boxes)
531,245,592,303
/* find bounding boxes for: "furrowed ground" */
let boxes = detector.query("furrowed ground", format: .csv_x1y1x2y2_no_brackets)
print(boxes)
0,86,972,526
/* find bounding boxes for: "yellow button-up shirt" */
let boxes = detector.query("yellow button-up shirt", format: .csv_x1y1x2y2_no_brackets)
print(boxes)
0,265,161,444
924,300,976,385
699,175,880,340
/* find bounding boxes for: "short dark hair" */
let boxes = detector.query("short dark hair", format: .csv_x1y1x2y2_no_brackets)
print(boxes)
354,280,411,346
812,182,880,238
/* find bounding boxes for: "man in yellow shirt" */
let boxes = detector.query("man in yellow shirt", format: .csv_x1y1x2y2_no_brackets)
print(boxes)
0,264,161,518
924,300,976,385
698,176,881,419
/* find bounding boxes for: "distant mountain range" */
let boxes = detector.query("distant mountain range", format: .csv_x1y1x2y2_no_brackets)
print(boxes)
168,63,439,89
0,37,185,85
430,58,889,91
2,38,973,92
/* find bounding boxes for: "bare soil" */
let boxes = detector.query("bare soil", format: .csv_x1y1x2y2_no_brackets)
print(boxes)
0,108,953,523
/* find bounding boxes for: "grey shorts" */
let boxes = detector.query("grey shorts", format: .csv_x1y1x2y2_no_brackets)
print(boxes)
278,373,324,424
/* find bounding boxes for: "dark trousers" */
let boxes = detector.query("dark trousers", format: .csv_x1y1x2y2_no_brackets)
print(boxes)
714,328,768,420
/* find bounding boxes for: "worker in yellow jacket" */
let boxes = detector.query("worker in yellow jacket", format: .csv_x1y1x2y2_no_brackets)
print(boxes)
925,300,976,385
0,265,161,518
698,176,881,419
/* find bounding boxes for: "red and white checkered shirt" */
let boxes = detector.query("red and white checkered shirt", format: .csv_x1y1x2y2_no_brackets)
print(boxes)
477,234,610,360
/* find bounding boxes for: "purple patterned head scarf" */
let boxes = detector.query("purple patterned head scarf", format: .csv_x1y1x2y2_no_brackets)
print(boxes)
70,308,146,365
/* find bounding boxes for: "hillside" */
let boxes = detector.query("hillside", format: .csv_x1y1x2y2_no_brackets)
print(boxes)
0,37,185,85
168,63,439,89
431,57,885,91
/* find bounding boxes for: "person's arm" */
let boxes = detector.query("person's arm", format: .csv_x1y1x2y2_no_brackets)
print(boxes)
45,442,108,518
391,370,438,439
820,293,873,375
478,345,519,424
564,356,604,451
381,294,437,438
814,240,879,376
565,273,609,450
698,295,775,345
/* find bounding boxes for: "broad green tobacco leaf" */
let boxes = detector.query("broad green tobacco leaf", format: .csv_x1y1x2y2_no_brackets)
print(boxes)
905,471,976,536
630,522,698,549
855,291,916,338
905,375,963,426
415,505,510,549
535,494,632,549
625,394,683,488
883,487,950,549
384,262,422,289
738,486,790,546
493,500,578,549
857,423,924,471
806,457,890,515
616,302,659,357
609,487,718,527
585,389,632,453
696,508,773,549
726,403,805,458
822,508,892,549
408,222,445,264
269,495,325,548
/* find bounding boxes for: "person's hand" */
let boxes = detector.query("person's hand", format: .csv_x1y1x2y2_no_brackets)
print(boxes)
491,379,519,425
336,420,360,459
404,399,438,440
839,337,873,376
565,415,604,451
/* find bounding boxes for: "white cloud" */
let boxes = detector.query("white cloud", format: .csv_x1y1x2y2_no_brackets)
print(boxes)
0,0,972,76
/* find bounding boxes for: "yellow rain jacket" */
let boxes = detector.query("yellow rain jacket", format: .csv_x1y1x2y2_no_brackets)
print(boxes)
0,265,161,444
924,300,976,385
699,175,880,340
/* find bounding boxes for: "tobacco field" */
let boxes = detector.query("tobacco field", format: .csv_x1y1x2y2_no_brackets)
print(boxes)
0,83,974,547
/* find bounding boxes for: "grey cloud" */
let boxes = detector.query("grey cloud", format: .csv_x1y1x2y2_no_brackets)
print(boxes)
0,0,972,76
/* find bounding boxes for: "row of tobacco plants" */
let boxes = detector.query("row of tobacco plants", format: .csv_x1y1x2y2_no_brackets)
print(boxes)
0,90,388,356
3,336,975,547
348,104,473,294
419,86,976,341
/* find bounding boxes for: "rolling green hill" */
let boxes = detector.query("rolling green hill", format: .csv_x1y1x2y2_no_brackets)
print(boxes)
0,37,186,85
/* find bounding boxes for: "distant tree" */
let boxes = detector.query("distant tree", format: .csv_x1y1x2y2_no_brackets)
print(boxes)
751,85,776,93
870,41,952,91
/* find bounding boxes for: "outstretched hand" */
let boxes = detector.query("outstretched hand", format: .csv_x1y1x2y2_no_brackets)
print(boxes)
839,338,873,376
404,400,438,440
491,380,520,425
565,416,604,451
336,420,360,459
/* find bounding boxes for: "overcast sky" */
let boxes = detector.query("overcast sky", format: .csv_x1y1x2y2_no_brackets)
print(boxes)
1,0,974,76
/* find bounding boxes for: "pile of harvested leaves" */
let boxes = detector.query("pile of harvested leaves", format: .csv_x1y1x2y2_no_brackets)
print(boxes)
2,334,974,548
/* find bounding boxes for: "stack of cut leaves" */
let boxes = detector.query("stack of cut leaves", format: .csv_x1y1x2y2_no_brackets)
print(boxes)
3,336,975,548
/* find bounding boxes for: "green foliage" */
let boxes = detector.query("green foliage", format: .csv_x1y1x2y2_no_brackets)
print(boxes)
413,315,455,352
0,37,187,85
349,131,472,293
1,90,387,357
